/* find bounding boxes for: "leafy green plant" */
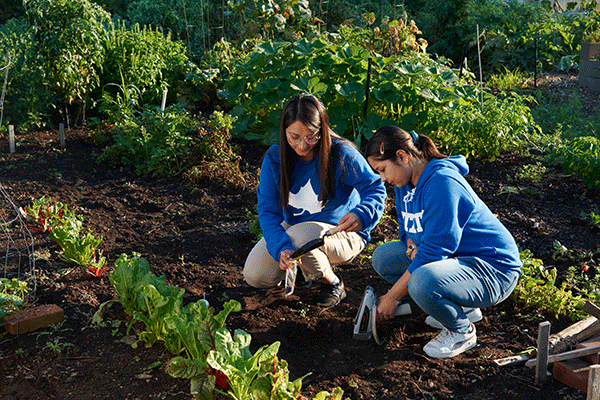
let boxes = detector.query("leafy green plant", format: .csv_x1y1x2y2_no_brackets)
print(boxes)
582,210,600,226
229,0,316,42
221,37,483,146
531,90,600,142
512,161,547,183
485,67,531,92
98,252,343,399
428,92,540,159
99,104,198,176
45,338,74,356
513,249,587,321
47,216,103,266
99,20,188,111
246,207,262,243
548,136,600,189
0,278,29,319
24,197,106,274
183,111,245,187
24,0,110,123
583,22,600,42
23,196,70,232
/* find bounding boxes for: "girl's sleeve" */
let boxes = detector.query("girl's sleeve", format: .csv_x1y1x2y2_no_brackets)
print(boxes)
256,149,294,261
394,186,408,243
407,175,476,274
339,145,387,235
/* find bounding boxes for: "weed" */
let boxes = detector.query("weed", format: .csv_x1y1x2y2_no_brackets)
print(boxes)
45,339,74,356
513,161,547,183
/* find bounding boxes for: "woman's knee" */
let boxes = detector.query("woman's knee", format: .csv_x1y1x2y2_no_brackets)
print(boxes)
243,263,275,289
372,241,406,277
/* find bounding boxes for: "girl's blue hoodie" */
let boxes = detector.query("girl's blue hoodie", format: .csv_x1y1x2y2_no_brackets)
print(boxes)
258,140,387,261
395,155,522,274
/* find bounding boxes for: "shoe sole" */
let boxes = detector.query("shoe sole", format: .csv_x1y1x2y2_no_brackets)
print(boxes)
425,308,483,330
423,335,477,358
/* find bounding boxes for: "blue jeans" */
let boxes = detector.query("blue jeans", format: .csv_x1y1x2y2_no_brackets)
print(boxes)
372,241,520,333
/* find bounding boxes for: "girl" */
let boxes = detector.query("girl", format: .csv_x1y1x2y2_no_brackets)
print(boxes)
243,94,387,307
364,125,522,358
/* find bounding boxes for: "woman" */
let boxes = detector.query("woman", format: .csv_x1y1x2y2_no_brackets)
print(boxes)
364,126,522,358
244,94,386,307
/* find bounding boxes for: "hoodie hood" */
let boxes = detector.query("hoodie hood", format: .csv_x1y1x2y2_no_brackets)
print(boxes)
416,156,469,190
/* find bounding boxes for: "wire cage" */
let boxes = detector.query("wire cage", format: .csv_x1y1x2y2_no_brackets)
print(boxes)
0,183,37,335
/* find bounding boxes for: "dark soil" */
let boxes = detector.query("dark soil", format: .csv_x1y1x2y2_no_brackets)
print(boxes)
1,73,600,400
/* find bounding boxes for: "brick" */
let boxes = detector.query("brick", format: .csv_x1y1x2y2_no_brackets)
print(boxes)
576,333,600,364
2,304,64,335
553,357,591,393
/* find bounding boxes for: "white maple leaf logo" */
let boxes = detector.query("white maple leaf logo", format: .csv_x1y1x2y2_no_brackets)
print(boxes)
288,180,323,216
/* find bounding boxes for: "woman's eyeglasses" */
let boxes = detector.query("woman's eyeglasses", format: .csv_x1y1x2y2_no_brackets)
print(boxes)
287,134,321,145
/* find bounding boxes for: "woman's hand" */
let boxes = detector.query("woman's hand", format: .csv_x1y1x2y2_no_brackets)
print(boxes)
279,249,298,270
376,292,400,321
406,238,418,260
338,212,363,233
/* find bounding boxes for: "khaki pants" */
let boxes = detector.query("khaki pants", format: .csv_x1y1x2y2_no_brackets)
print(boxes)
243,221,365,288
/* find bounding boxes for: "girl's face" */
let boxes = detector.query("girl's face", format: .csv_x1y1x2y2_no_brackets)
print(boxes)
368,152,412,187
286,120,320,162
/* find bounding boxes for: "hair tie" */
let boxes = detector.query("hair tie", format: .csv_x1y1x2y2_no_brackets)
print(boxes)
410,130,419,144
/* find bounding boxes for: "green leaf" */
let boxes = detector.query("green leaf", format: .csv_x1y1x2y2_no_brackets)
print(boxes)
290,77,327,96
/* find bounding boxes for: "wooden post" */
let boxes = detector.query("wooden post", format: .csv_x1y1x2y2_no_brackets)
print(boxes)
8,124,15,153
536,321,551,385
59,123,65,148
588,364,600,400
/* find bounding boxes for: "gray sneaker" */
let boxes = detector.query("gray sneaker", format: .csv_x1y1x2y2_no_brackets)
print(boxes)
425,307,483,330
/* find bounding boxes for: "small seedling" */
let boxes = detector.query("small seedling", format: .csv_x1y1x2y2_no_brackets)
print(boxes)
45,339,73,356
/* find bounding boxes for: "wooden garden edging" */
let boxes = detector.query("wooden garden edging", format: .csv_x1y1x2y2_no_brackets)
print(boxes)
495,301,600,398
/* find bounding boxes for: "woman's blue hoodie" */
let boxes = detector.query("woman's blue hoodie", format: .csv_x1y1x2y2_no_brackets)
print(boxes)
257,140,386,261
395,155,522,274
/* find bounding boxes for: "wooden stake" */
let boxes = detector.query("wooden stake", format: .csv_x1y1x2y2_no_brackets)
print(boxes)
588,364,600,400
535,321,551,385
8,124,15,153
59,123,65,148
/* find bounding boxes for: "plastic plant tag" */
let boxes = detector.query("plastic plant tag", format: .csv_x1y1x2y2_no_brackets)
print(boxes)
284,264,297,297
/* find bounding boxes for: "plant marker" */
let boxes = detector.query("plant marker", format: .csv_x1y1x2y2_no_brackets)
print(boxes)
200,293,209,307
59,123,65,147
8,125,15,153
161,89,168,115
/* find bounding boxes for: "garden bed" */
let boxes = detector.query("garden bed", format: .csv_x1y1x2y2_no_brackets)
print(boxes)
1,74,599,400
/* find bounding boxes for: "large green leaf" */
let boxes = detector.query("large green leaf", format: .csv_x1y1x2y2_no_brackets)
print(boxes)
290,77,327,96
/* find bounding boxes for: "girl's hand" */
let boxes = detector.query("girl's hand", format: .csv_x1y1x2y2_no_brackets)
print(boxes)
376,292,400,321
338,212,363,233
279,249,298,270
406,238,418,260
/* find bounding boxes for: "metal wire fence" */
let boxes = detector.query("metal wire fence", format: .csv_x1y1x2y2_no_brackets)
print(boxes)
0,182,37,336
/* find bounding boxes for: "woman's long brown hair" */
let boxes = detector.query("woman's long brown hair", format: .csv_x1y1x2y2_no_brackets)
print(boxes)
279,94,341,208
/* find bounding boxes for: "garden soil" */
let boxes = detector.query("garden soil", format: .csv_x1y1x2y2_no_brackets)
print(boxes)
1,73,600,400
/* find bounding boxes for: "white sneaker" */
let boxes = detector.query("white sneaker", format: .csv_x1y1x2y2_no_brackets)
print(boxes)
424,307,482,330
423,324,477,358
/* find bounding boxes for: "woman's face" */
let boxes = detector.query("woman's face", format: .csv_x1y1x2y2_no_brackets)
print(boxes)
368,153,411,187
286,120,320,162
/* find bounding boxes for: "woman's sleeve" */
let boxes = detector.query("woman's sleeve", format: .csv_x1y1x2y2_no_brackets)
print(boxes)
339,145,387,234
256,149,294,261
